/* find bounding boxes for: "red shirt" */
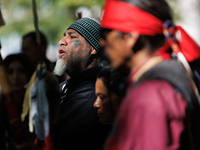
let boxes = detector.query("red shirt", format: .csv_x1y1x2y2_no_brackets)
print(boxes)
105,70,187,150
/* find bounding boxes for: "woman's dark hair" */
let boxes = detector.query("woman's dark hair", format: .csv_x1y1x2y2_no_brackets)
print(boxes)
97,65,128,100
119,0,173,53
4,53,34,78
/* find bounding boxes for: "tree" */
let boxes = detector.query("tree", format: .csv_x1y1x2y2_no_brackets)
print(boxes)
0,0,104,44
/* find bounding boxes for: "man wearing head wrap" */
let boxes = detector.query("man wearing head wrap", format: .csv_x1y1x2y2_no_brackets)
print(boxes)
53,17,110,150
100,0,200,150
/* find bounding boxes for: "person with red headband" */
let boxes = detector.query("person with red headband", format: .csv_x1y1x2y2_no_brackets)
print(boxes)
100,0,200,149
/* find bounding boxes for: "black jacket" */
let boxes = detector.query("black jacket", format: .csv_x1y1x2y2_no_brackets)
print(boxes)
53,67,111,150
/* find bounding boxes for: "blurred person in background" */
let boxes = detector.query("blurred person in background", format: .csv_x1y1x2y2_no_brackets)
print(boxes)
4,53,60,150
21,31,66,83
4,53,34,111
100,0,200,149
21,32,51,71
94,65,127,124
3,53,34,145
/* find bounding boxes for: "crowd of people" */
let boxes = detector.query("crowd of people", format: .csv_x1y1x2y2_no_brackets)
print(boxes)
0,0,200,149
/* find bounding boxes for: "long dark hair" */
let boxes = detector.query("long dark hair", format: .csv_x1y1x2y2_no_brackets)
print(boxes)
97,65,128,100
120,0,173,53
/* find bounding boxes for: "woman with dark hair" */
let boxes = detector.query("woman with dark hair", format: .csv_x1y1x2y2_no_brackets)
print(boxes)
3,54,60,150
100,0,200,149
2,53,34,146
94,66,127,124
4,53,34,111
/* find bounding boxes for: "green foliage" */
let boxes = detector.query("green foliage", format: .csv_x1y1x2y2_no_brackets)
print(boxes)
0,0,182,44
0,0,103,44
166,0,181,21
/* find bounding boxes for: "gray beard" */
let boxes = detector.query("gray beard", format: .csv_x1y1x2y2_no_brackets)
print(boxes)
53,59,67,76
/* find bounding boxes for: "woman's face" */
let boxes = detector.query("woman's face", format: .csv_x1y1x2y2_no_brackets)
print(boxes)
94,78,115,124
8,61,29,92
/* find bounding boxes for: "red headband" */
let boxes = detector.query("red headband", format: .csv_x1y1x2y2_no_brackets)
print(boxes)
101,0,163,35
101,0,200,62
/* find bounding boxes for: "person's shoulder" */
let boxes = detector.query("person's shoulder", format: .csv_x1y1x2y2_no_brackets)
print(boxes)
137,80,174,93
125,80,176,107
131,80,173,94
119,80,185,121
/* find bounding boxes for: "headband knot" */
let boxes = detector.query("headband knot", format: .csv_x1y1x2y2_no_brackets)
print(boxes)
162,20,200,62
163,20,177,41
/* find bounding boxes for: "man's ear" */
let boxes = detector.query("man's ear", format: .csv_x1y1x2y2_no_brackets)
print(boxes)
90,47,99,59
91,47,98,55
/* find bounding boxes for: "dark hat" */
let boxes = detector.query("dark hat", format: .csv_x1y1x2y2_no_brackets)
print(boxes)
67,17,104,59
